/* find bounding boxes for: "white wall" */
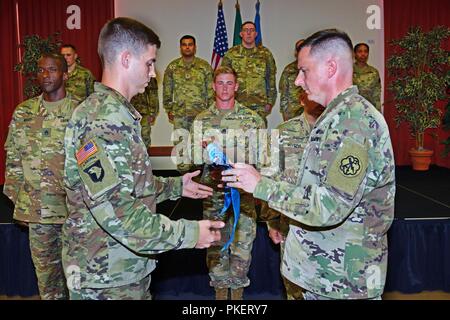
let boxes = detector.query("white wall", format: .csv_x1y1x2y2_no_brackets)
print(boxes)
115,0,384,167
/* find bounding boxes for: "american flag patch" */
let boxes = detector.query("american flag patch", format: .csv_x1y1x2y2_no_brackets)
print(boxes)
76,140,98,165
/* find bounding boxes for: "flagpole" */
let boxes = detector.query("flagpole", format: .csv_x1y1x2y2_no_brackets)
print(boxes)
211,0,229,70
233,0,243,46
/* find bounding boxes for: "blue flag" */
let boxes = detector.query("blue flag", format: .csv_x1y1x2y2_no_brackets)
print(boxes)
254,0,262,46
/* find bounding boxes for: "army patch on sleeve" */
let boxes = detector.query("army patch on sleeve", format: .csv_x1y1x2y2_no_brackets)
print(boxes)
76,140,98,165
77,139,119,199
325,138,368,198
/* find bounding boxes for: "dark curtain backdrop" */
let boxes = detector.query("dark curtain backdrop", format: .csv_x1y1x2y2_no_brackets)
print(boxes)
384,0,450,168
0,0,114,184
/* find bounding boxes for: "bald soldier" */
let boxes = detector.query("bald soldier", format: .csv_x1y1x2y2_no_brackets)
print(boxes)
222,29,395,300
62,17,224,300
221,21,277,123
4,53,77,299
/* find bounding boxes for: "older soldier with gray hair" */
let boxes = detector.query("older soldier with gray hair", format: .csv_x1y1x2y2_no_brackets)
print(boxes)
222,29,395,300
4,53,77,299
62,17,224,300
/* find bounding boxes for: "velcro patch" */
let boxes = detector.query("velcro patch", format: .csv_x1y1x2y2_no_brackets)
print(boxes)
78,139,119,200
325,138,368,198
76,140,98,165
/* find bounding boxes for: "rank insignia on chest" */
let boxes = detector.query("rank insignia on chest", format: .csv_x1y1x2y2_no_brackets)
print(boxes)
42,128,50,137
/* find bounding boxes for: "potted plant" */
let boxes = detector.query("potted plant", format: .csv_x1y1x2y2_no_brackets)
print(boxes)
387,25,450,170
14,32,61,98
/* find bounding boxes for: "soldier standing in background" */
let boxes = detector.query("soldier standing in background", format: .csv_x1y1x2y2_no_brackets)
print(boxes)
163,35,213,131
221,21,277,124
260,91,324,300
222,29,395,300
192,66,265,300
60,44,96,104
353,43,382,112
4,53,77,299
131,77,159,147
279,39,305,121
62,17,224,300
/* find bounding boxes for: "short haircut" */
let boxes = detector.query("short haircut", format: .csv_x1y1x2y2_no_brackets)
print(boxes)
295,39,305,52
98,17,161,67
354,43,369,53
61,44,77,52
241,21,256,30
39,53,68,73
299,29,353,59
213,66,237,82
180,35,196,45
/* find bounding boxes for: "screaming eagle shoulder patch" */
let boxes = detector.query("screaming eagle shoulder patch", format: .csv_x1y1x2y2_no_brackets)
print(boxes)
77,139,119,199
325,138,368,198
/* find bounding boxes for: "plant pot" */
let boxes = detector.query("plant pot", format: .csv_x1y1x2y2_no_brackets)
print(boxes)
408,149,434,171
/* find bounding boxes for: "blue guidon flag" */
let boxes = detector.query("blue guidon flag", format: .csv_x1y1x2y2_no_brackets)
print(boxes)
207,143,240,252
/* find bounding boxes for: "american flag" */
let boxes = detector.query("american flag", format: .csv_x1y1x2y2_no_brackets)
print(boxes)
211,2,229,70
76,140,98,165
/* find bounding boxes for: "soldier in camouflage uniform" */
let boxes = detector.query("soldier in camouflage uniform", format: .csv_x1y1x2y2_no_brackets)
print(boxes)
221,21,277,123
191,66,265,300
130,77,159,147
223,29,395,300
61,44,96,104
163,35,213,131
4,53,77,300
62,17,223,300
260,92,324,300
279,39,305,121
353,43,382,112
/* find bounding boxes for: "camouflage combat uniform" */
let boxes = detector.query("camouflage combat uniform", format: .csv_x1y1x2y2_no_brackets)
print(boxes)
4,94,77,300
63,83,200,300
221,45,277,121
163,57,213,131
259,113,312,300
253,86,395,299
192,102,265,290
66,64,95,104
131,77,159,147
279,61,304,120
353,63,381,112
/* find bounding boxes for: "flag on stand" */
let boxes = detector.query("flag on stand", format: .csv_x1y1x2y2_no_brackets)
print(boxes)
254,0,262,46
211,0,229,70
233,0,242,46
